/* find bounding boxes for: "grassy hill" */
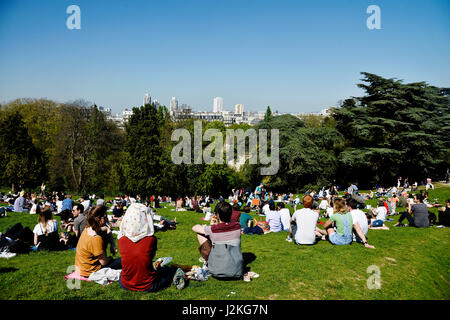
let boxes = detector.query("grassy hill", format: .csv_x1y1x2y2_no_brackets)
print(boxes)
0,186,449,300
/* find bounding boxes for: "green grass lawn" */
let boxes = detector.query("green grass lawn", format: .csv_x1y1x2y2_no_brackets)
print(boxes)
1,186,449,300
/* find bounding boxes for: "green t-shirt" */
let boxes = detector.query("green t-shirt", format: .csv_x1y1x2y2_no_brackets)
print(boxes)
239,213,253,229
330,212,353,236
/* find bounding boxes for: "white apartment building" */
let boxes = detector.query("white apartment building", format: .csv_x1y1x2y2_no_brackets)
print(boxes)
143,93,151,106
170,97,178,115
213,97,223,113
234,104,244,115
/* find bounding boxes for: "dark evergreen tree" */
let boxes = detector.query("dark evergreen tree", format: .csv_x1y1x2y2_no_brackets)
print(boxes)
122,103,163,195
0,112,45,191
333,72,450,187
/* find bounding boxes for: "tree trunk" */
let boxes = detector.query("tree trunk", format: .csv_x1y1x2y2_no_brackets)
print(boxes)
70,135,79,191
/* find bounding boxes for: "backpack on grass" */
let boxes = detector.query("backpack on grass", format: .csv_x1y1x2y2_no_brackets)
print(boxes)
208,243,244,279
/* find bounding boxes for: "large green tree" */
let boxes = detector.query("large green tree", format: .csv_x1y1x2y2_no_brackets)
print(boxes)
122,103,163,195
333,72,450,187
0,112,45,191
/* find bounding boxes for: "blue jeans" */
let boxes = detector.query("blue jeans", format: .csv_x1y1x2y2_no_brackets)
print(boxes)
105,257,122,270
119,266,177,292
329,232,352,245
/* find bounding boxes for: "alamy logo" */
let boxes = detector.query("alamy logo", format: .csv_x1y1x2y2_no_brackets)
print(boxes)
171,121,279,175
366,265,381,289
366,5,381,30
66,5,81,30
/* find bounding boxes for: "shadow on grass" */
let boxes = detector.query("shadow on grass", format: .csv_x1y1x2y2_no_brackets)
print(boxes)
243,252,257,274
208,252,257,282
0,267,19,273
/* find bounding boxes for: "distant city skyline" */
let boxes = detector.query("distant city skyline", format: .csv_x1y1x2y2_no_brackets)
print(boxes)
1,0,449,114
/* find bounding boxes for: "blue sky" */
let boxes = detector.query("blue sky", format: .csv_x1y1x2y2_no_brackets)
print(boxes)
0,0,449,114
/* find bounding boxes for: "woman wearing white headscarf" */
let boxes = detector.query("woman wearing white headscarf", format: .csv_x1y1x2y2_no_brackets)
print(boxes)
118,203,184,292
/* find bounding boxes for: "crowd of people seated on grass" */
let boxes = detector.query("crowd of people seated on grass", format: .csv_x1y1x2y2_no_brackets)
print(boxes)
1,176,449,291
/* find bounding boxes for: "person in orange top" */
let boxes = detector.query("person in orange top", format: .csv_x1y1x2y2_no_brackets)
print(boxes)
75,205,121,277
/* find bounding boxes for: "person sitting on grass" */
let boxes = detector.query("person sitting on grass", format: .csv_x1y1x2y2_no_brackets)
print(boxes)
118,203,185,292
239,206,254,230
288,195,322,245
437,199,450,227
192,201,244,280
176,197,184,211
265,201,283,233
96,194,105,207
394,194,430,228
277,202,291,232
61,194,74,213
59,209,74,246
13,191,27,212
32,206,63,251
316,199,375,248
68,203,86,247
347,199,369,243
231,203,242,223
80,195,91,213
370,200,387,225
75,205,122,278
112,201,124,224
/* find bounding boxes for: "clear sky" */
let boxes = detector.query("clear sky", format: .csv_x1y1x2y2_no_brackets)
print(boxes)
0,0,449,114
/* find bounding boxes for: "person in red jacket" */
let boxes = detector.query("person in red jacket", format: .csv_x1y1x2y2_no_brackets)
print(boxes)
383,200,390,216
118,203,185,292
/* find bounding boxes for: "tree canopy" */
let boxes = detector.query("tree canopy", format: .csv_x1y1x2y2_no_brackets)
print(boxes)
0,72,447,195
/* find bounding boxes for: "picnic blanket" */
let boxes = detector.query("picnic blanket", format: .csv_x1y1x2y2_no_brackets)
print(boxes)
369,225,390,230
64,271,91,282
64,268,122,285
255,221,270,234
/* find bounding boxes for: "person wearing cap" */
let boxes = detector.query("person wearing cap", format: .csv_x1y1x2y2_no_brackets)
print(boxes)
14,191,27,212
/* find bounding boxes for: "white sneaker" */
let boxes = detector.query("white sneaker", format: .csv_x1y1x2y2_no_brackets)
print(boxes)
286,236,292,242
247,271,259,279
0,252,16,259
243,273,251,282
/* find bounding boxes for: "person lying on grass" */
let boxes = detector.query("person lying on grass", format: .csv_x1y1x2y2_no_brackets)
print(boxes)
75,205,122,278
316,198,375,249
117,203,185,292
152,212,177,231
192,201,244,280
